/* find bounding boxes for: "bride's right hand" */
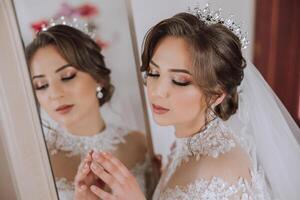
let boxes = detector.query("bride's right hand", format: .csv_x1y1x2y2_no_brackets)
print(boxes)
74,151,103,200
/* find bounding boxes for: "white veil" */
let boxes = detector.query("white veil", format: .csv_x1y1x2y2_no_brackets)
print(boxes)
226,60,300,199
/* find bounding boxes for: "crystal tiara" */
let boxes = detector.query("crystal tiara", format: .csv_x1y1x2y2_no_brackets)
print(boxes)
188,4,249,49
41,16,96,39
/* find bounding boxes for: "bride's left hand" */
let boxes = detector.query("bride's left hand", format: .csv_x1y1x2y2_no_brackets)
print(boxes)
89,151,146,200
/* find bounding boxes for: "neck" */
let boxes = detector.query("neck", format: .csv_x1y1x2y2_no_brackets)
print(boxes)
174,114,206,138
63,109,105,136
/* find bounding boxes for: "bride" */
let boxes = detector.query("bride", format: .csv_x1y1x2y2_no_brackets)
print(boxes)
74,7,300,200
25,24,148,199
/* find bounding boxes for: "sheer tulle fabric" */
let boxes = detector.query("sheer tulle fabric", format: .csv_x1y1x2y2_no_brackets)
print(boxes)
226,61,300,199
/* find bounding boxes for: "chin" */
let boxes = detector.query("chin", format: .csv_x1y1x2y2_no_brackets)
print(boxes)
153,115,173,126
57,116,78,127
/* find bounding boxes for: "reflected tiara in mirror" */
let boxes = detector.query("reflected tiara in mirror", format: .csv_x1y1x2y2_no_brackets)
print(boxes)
188,4,249,49
41,16,96,39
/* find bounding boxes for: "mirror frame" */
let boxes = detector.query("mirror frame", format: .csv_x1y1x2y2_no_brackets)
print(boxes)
0,0,58,199
0,0,154,198
125,0,155,157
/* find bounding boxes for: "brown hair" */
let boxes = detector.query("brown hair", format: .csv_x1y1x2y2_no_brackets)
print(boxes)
25,25,114,106
141,13,246,120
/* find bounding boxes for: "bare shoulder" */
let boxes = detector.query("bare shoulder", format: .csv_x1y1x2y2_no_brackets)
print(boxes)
167,144,252,188
114,131,147,169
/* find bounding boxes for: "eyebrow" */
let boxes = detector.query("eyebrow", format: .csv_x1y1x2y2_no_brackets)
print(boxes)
32,64,73,80
150,60,191,75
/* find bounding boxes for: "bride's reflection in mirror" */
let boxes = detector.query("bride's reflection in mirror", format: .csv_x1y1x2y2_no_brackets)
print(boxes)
25,24,148,199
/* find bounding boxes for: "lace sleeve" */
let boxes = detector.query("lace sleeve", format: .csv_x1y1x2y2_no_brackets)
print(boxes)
159,168,271,200
160,176,253,200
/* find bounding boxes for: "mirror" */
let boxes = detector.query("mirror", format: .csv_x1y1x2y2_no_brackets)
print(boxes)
12,0,151,198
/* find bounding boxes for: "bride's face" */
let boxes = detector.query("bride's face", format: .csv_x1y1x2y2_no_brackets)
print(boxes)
146,36,207,134
30,45,100,127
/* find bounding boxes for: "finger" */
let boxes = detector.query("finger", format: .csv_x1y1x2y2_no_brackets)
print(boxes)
90,185,116,200
76,184,88,193
77,151,92,172
74,162,90,187
74,184,88,199
84,150,93,163
102,152,132,178
92,152,129,184
90,162,122,192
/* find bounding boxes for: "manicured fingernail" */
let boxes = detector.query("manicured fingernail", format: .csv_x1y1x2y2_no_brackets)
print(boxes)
80,185,87,190
100,152,108,157
90,185,97,192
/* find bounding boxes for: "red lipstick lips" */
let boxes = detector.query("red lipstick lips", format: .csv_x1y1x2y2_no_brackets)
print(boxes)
152,104,170,115
56,104,74,114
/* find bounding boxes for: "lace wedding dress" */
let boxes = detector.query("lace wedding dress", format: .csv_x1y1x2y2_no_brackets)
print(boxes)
152,118,273,200
44,123,148,200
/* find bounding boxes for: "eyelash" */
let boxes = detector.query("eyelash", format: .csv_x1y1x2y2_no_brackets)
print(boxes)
34,73,77,90
35,84,48,90
61,73,76,81
146,71,191,87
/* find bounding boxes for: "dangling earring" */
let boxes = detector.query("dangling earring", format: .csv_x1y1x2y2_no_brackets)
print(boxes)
96,85,103,99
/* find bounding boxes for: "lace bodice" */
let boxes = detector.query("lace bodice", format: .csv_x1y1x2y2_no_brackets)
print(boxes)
152,118,272,200
44,124,148,200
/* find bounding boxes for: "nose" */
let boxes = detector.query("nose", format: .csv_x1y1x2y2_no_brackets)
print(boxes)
48,82,64,100
150,77,170,99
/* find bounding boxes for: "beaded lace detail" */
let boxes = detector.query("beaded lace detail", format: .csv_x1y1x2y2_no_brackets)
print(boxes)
153,118,272,200
44,123,128,157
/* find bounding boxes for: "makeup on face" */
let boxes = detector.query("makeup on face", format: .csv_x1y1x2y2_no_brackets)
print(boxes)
32,64,78,91
151,103,170,115
146,60,193,87
55,104,74,115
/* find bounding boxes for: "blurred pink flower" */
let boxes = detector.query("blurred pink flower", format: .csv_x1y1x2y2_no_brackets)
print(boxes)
31,20,48,33
77,4,99,17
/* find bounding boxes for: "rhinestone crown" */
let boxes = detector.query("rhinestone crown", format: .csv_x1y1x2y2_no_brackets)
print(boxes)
41,16,96,39
188,4,249,49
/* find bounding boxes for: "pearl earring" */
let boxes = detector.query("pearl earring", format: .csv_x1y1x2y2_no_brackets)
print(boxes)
96,86,103,99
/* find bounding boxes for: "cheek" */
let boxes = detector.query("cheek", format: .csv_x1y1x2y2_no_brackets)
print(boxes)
146,80,154,99
36,92,51,111
146,83,152,100
172,88,204,115
72,80,98,103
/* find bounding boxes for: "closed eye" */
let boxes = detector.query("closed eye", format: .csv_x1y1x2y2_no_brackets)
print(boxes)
35,84,49,90
61,73,76,81
147,72,160,77
146,69,159,77
172,80,191,86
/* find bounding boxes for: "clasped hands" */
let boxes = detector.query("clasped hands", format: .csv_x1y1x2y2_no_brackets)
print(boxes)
74,150,146,200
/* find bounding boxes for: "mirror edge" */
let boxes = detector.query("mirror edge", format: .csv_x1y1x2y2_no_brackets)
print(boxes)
0,0,58,199
125,0,155,158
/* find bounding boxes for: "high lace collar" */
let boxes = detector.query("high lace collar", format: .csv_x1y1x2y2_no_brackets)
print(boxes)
44,123,129,157
176,118,236,159
162,118,237,186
